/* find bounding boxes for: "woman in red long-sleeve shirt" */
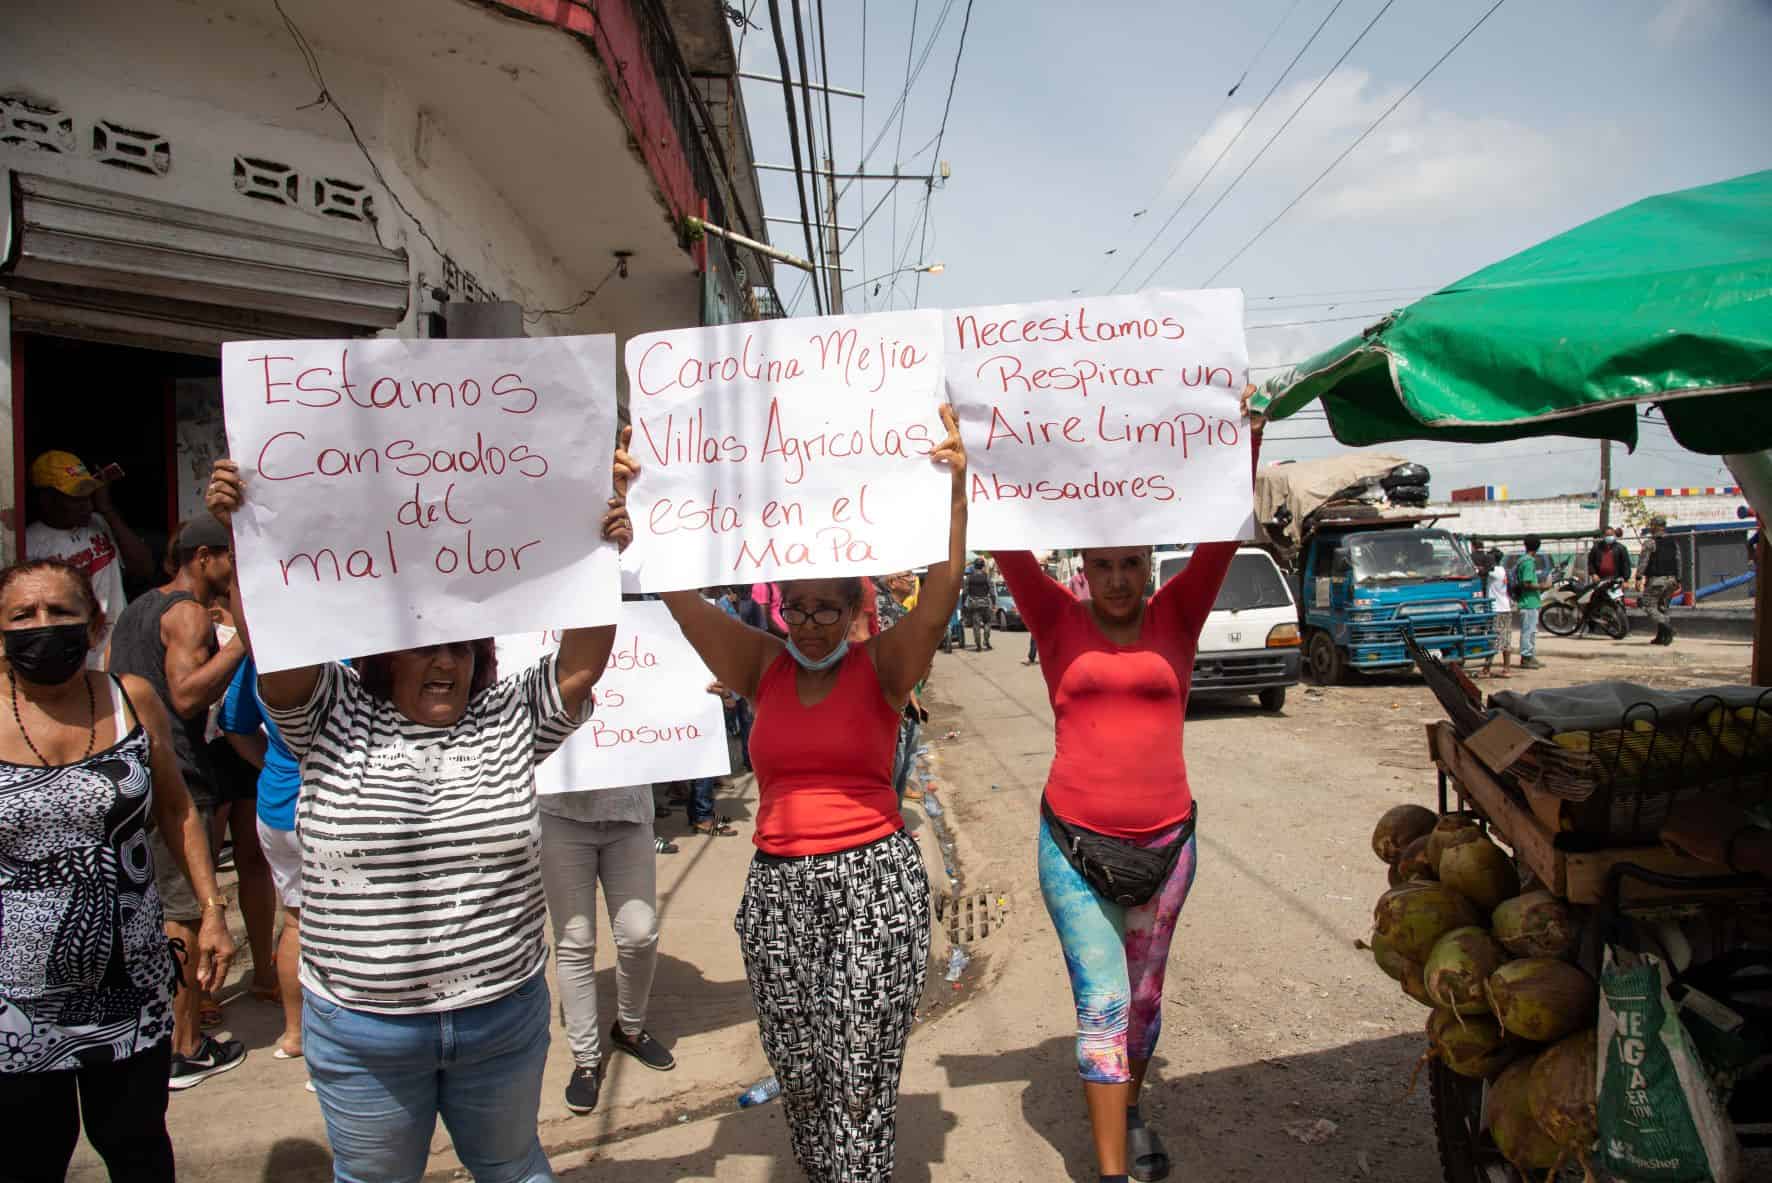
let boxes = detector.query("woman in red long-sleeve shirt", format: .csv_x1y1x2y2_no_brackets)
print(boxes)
998,389,1261,1183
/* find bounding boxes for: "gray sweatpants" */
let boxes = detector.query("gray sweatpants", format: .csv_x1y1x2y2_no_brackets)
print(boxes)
540,814,660,1069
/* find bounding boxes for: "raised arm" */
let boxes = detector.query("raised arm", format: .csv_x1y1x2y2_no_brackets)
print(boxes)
205,460,323,711
553,448,635,713
996,551,1075,640
159,599,245,719
873,405,967,704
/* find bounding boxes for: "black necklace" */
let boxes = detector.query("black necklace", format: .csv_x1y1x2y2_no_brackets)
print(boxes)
9,669,96,767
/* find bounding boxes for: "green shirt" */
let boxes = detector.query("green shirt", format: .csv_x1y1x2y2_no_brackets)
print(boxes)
1518,555,1544,609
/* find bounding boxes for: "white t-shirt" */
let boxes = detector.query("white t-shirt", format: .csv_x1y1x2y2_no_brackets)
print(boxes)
1486,564,1512,613
24,516,129,667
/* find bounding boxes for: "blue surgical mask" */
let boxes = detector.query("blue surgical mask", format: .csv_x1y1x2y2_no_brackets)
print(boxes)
785,635,849,672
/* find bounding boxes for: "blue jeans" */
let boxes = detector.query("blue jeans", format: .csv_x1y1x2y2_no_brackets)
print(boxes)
303,971,556,1183
688,778,717,826
892,718,921,805
1518,606,1539,660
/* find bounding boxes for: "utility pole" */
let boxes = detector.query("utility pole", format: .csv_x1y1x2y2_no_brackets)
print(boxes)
1597,439,1612,534
824,156,843,314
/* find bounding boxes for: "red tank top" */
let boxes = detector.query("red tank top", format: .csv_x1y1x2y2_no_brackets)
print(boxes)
748,645,904,856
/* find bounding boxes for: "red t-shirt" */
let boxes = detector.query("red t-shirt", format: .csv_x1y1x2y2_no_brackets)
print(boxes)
747,646,904,856
998,548,1237,837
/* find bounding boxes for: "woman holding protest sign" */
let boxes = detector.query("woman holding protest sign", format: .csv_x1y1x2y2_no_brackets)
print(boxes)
996,387,1262,1183
203,457,627,1183
621,406,967,1182
0,557,234,1181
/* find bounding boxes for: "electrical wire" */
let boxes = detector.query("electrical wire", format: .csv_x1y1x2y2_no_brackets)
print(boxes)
858,0,869,309
1202,0,1513,285
1248,311,1394,330
764,0,824,315
887,0,922,310
1087,0,1304,293
1109,0,1357,292
523,261,623,324
788,0,832,304
914,0,975,309
837,0,960,213
1137,0,1403,290
815,0,840,309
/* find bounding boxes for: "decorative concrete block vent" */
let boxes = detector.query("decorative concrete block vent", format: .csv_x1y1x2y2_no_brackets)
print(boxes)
234,156,299,205
0,96,75,153
92,120,170,175
314,176,373,223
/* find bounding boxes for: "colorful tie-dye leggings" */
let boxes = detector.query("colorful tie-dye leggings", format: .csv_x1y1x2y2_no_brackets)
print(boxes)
1037,817,1198,1084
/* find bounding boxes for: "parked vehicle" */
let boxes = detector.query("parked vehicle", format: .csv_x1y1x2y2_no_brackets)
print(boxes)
1540,574,1630,639
1155,545,1300,711
993,581,1024,631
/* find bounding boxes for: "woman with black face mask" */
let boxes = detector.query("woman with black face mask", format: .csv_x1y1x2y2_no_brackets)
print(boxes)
0,558,233,1182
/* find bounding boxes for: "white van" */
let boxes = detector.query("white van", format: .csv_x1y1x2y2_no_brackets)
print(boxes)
1152,544,1302,711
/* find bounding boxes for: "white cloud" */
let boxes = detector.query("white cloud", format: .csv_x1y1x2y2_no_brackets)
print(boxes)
1161,68,1611,227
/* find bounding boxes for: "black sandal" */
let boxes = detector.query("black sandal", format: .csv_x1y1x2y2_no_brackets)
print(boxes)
692,819,738,837
1129,1125,1171,1182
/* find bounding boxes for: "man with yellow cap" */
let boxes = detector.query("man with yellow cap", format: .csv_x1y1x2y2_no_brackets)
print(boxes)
23,450,154,665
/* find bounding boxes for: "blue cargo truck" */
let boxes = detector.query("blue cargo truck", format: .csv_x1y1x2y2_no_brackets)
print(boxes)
1291,513,1498,683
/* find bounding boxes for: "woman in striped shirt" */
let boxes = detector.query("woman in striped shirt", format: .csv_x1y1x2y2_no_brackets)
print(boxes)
203,459,627,1183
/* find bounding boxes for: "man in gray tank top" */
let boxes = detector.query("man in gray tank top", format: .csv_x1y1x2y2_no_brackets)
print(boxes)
108,516,250,1089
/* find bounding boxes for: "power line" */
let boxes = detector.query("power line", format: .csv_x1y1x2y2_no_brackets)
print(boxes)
764,0,823,314
836,0,961,213
1203,0,1513,285
815,0,839,308
1088,0,1305,294
915,0,975,309
1139,0,1403,290
788,0,832,305
888,0,922,310
858,0,869,308
1109,0,1357,293
1248,311,1393,330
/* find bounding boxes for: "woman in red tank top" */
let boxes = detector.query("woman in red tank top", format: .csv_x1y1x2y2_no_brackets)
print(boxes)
622,409,968,1183
998,389,1263,1183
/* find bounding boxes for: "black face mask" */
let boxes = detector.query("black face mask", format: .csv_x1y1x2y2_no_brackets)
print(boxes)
4,623,91,685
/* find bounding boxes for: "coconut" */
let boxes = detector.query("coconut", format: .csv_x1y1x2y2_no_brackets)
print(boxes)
1370,930,1412,983
1492,891,1577,960
1527,1028,1598,1155
1398,957,1433,1007
1425,815,1483,875
1374,881,1480,964
1487,959,1597,1043
1427,1008,1519,1079
1485,1056,1563,1172
1425,926,1508,1015
1438,835,1522,912
1372,804,1439,865
1394,834,1437,884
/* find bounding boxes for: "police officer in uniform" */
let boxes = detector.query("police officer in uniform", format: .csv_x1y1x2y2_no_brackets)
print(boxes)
1636,516,1681,646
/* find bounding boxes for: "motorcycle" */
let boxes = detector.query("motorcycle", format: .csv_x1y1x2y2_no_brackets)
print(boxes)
1539,575,1630,639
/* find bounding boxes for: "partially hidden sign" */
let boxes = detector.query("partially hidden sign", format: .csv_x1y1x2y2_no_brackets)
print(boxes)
948,291,1255,549
222,335,621,672
495,600,732,793
621,310,950,592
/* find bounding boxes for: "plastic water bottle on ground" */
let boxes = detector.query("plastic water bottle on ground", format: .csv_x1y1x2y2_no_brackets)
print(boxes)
737,1076,781,1108
945,945,971,982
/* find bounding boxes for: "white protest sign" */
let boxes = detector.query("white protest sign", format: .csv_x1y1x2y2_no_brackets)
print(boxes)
621,310,949,592
495,600,731,793
222,335,620,672
947,291,1254,549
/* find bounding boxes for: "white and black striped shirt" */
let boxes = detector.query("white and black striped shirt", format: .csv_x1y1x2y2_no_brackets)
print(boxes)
268,656,590,1014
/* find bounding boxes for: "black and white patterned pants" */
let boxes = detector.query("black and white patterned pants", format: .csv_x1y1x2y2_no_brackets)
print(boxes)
736,829,931,1182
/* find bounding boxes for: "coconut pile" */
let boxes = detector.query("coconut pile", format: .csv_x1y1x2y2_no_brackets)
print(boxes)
1369,805,1599,1178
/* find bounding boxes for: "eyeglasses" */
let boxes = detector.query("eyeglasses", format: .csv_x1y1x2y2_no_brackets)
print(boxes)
781,605,844,626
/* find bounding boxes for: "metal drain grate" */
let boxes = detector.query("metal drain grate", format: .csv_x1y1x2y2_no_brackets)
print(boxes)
934,889,1007,944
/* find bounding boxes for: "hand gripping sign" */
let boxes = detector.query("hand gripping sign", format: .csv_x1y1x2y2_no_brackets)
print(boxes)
621,310,950,592
948,291,1255,549
495,600,732,793
222,335,621,672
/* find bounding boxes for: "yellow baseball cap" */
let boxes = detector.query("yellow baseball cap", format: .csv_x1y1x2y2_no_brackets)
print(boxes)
29,451,101,497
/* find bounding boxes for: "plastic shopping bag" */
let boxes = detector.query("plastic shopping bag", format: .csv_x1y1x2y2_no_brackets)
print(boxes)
1597,946,1740,1182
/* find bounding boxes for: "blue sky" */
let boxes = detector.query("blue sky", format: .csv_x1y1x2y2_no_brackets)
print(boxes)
733,0,1772,498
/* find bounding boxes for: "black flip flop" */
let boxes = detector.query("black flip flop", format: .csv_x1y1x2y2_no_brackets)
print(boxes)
1129,1125,1171,1182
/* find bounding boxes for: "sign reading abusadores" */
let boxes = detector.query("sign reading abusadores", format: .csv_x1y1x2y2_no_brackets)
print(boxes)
948,291,1255,549
495,600,731,793
621,310,950,592
222,335,621,672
